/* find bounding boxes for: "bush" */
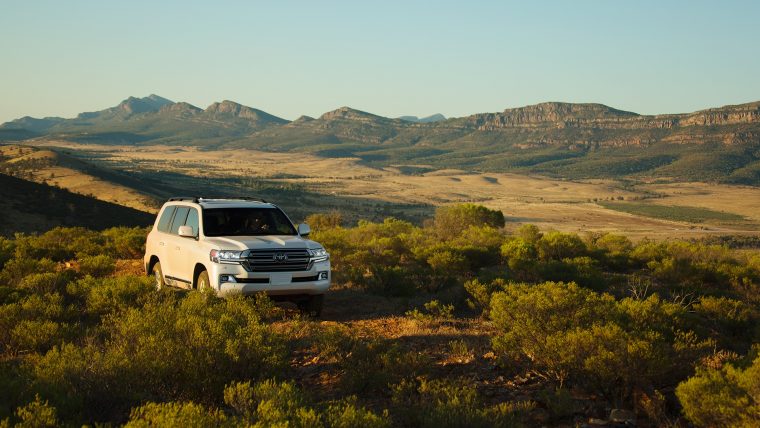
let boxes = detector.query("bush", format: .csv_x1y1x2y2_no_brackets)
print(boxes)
30,292,286,422
13,395,58,428
305,212,344,231
17,272,73,295
68,275,155,317
125,402,227,427
432,204,505,240
406,299,455,321
464,278,507,316
536,231,587,261
490,282,713,401
0,258,57,287
223,380,388,427
341,341,429,393
0,237,14,270
101,227,147,259
676,353,760,427
77,254,116,277
392,378,533,427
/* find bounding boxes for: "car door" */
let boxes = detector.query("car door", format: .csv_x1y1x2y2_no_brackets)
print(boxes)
174,206,201,287
154,205,177,279
164,205,191,287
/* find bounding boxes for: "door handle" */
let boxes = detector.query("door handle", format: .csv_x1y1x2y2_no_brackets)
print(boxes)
175,246,180,250
159,242,165,246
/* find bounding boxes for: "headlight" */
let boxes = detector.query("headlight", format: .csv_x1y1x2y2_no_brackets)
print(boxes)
210,249,245,264
308,247,330,262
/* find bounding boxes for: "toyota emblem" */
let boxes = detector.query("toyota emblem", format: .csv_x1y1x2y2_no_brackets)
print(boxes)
273,252,288,262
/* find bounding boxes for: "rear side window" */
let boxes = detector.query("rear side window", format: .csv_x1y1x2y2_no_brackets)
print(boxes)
184,208,199,236
157,206,176,233
170,207,190,234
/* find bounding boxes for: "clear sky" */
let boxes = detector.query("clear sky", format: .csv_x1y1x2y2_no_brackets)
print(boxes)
1,0,759,123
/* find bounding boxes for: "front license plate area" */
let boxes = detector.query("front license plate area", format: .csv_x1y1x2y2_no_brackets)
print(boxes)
269,273,292,286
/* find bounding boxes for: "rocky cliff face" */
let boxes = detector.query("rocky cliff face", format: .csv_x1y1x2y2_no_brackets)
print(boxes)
461,102,760,132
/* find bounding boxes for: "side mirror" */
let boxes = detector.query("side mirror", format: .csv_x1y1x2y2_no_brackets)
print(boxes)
178,225,196,238
298,223,311,237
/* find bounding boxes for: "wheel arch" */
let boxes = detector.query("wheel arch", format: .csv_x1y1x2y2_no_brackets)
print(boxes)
192,263,208,289
147,256,160,275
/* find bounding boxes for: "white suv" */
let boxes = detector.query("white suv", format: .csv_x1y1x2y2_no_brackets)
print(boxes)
144,197,330,315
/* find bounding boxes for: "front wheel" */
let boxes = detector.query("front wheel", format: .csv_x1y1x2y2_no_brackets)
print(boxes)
196,270,211,292
153,261,165,290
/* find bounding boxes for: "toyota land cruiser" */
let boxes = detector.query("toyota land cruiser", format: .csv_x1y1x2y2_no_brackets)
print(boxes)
144,197,330,315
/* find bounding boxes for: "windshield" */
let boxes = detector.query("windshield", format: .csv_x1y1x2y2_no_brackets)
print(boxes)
202,207,297,236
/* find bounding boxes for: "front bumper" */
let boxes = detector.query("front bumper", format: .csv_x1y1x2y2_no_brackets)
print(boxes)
210,260,331,297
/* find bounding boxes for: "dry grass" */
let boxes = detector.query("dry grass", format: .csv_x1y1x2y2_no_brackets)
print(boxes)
1,144,157,212
21,140,760,240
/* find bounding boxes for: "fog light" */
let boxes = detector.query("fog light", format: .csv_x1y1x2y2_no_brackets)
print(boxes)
220,275,236,283
318,271,329,280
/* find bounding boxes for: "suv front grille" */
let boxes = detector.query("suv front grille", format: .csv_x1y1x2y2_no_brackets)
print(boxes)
242,249,311,272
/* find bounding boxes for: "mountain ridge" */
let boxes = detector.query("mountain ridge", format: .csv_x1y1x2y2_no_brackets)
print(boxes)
3,96,760,185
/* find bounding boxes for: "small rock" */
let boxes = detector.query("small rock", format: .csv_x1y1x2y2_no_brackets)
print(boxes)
588,418,608,426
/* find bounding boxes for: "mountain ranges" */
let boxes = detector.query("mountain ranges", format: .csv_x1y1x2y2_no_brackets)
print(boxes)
3,95,760,184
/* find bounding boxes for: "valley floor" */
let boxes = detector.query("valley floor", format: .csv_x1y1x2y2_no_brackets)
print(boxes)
17,140,760,240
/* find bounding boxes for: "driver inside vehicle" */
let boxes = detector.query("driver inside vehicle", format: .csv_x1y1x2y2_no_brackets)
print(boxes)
244,211,268,234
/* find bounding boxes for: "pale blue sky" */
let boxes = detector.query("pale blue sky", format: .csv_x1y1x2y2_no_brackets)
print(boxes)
1,0,759,123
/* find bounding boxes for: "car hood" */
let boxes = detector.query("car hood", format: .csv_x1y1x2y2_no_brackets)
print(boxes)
204,235,320,250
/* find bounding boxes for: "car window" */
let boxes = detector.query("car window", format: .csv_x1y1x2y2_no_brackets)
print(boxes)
170,206,190,234
157,206,176,233
203,208,297,236
184,208,199,236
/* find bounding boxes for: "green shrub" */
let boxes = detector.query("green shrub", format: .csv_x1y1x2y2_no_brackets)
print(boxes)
392,378,533,427
68,275,154,317
432,203,505,240
500,238,537,281
101,227,147,259
304,212,344,231
594,233,633,269
464,278,507,316
30,292,286,422
77,254,116,277
536,231,587,261
490,282,713,401
0,237,14,270
125,402,227,428
17,272,73,295
676,353,760,427
13,395,58,428
13,228,104,261
516,224,542,244
224,380,320,427
223,380,387,428
341,341,429,393
0,258,57,287
0,293,71,354
406,299,455,321
324,397,390,428
692,296,759,345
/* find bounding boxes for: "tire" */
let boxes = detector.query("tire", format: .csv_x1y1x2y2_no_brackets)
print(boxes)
196,270,211,292
300,294,324,317
153,261,165,290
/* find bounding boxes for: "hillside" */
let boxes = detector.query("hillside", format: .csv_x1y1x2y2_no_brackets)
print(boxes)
3,97,760,184
0,173,153,235
0,144,170,211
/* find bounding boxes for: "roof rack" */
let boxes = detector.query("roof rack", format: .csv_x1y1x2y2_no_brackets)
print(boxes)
166,196,269,204
168,196,199,203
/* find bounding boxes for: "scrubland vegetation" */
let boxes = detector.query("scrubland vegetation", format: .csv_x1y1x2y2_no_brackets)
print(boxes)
1,204,759,426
